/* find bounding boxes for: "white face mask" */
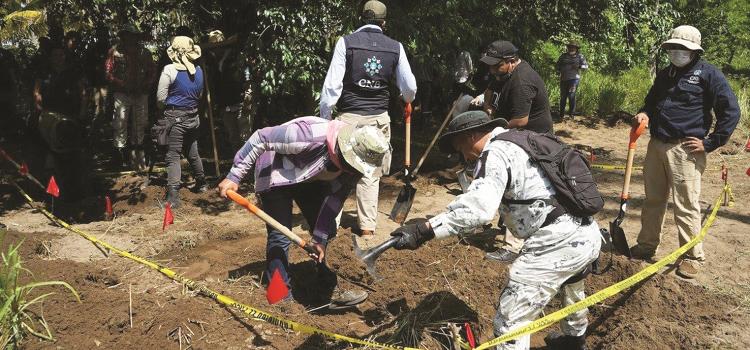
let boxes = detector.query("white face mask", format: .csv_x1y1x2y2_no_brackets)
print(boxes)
668,49,693,67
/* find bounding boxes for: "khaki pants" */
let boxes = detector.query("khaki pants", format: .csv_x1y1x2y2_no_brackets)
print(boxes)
336,112,391,231
636,138,706,260
221,102,254,149
112,92,148,148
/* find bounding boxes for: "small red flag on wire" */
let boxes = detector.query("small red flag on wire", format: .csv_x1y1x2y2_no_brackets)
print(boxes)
105,195,113,220
464,322,476,349
745,137,750,151
46,176,59,197
162,202,174,231
746,167,750,177
266,268,289,304
19,162,29,175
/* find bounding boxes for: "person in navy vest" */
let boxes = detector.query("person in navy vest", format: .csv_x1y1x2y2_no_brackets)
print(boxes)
320,0,417,237
156,36,209,208
629,25,740,279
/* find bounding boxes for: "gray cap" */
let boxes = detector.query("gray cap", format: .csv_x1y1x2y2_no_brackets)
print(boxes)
362,0,387,20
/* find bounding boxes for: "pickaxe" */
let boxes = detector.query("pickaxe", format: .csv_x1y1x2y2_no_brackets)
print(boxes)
351,235,398,281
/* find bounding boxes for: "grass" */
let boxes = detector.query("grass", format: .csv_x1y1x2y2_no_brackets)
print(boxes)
0,225,81,349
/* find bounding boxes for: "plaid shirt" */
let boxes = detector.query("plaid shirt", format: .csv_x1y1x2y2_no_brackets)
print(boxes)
226,116,359,243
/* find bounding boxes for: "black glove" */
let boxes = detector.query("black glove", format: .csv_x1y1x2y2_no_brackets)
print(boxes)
390,222,435,250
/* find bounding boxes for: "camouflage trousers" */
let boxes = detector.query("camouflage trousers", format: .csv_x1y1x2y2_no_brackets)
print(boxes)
493,216,601,350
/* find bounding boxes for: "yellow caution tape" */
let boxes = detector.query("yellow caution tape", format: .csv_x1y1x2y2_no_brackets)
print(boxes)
474,184,730,349
10,182,417,350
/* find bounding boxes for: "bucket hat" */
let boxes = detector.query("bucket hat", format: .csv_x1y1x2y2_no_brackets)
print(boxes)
337,124,390,177
661,25,703,52
439,111,509,153
167,36,202,75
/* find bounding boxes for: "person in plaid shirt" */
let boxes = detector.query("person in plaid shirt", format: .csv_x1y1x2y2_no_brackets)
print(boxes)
218,116,389,308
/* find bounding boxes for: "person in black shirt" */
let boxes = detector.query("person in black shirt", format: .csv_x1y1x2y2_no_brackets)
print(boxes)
469,40,555,263
472,40,553,134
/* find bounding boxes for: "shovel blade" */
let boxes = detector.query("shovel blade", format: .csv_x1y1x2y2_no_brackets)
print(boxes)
609,221,632,258
390,184,416,224
456,169,471,193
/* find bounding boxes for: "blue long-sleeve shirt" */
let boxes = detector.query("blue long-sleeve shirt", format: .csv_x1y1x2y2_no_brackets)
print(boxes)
640,59,740,153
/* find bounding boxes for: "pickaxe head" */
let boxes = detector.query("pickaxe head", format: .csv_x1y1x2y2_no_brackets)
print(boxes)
352,235,399,281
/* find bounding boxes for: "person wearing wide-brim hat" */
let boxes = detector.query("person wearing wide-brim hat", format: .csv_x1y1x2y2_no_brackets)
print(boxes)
628,25,741,279
217,117,390,308
155,36,207,209
555,39,588,119
390,110,602,350
105,23,156,172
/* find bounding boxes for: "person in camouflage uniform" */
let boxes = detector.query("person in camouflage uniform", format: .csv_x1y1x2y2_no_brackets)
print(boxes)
390,111,601,350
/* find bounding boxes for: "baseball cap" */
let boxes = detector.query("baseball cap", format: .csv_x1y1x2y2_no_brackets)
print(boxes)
480,40,518,65
362,0,387,21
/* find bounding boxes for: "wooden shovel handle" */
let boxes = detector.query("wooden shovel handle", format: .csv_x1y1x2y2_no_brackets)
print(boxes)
404,103,412,168
622,121,647,199
412,99,459,176
226,190,317,256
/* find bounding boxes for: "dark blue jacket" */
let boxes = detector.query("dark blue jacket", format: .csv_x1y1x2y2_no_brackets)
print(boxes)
640,59,740,153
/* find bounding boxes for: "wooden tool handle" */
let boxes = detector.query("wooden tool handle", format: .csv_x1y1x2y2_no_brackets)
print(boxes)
202,69,222,177
404,103,412,168
621,149,636,199
412,99,459,176
226,190,309,249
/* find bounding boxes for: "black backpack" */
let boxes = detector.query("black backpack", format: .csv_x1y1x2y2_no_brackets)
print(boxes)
492,130,604,217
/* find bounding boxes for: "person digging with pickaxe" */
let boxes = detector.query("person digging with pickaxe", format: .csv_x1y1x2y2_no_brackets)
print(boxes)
218,117,389,308
390,111,603,350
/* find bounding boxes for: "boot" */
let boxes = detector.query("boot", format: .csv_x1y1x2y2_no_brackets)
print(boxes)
192,177,210,193
544,331,587,350
165,187,181,209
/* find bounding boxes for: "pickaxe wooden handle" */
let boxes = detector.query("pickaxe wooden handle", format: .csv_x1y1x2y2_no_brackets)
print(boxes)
226,190,320,259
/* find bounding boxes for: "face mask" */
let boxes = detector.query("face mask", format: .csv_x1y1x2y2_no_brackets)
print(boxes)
668,50,693,67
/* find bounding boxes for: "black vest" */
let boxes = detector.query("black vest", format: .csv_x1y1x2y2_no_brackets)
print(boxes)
338,27,400,115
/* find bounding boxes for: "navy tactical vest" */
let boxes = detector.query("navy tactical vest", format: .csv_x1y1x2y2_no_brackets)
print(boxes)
338,27,400,115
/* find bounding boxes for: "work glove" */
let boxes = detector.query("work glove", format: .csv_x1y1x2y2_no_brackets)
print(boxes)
390,222,435,250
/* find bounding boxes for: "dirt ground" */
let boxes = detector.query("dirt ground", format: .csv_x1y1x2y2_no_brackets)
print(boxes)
1,117,749,349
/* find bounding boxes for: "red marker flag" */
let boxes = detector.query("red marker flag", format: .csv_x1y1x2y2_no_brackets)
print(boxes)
464,322,476,349
745,137,750,151
266,268,289,304
19,162,29,175
46,176,60,197
746,167,750,177
162,202,174,231
105,195,113,220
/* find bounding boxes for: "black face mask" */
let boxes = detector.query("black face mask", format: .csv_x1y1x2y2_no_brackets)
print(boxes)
494,70,512,83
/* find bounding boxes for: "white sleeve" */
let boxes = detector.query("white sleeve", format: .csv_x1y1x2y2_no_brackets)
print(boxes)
319,38,346,119
156,65,176,105
428,149,509,239
396,43,417,103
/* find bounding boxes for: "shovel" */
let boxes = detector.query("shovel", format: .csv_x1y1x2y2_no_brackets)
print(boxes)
226,190,320,260
389,103,415,224
609,121,647,257
390,100,460,224
351,235,399,281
